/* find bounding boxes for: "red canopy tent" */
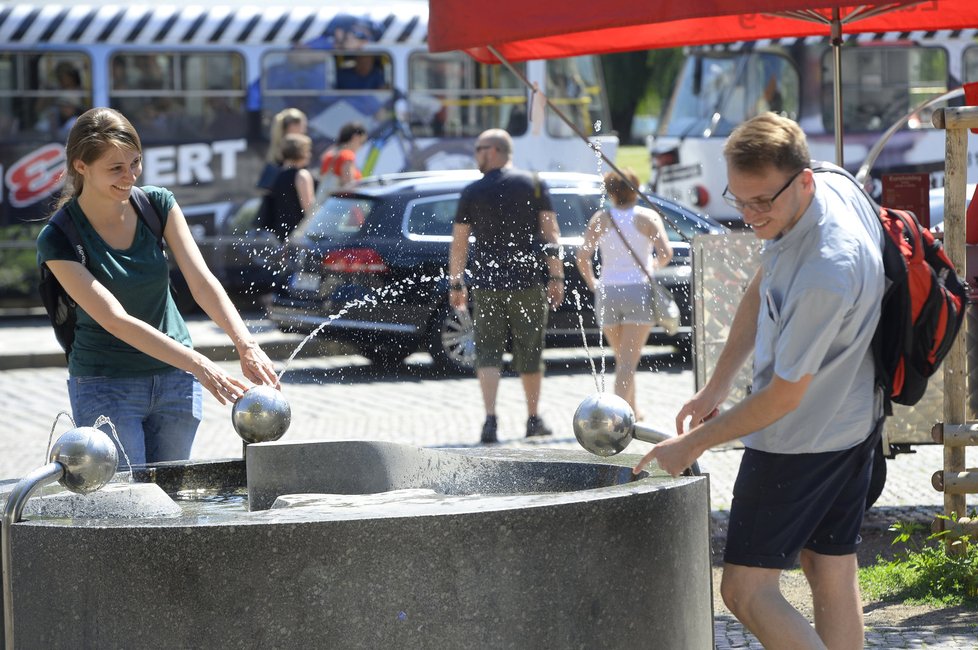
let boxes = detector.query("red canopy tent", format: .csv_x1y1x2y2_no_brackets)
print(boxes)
428,1,978,63
429,1,978,164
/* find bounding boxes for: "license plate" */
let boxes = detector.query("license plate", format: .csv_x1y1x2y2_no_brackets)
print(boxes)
291,272,321,292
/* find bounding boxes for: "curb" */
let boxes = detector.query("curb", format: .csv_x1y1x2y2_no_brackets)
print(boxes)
0,337,352,371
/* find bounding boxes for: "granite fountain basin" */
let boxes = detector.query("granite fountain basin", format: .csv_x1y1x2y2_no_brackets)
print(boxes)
1,440,712,649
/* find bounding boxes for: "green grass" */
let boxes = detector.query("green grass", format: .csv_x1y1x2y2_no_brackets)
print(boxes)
858,518,978,608
614,145,651,187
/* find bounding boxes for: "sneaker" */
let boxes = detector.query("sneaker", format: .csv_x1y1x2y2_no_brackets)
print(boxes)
525,415,553,438
480,415,498,444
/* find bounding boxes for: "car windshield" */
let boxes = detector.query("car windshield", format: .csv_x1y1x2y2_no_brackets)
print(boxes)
652,203,712,242
551,191,602,237
297,196,375,240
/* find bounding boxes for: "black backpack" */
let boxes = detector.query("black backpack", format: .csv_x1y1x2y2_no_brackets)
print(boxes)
38,187,166,360
813,163,969,413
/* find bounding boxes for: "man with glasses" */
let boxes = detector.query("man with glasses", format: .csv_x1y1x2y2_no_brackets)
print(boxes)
635,113,884,649
448,129,564,443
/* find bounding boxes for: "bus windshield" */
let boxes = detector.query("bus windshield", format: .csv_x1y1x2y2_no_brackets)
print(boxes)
658,50,799,138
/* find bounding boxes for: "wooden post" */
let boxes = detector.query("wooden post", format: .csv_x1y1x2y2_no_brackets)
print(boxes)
932,106,978,540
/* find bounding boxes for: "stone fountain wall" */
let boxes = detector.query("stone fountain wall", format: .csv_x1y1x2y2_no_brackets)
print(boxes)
3,443,712,649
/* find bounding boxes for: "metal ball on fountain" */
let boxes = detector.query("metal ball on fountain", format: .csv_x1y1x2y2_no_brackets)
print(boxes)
48,426,119,494
572,392,700,475
232,385,292,443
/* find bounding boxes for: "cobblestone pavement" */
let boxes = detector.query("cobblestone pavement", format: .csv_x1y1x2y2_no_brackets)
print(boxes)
2,319,976,648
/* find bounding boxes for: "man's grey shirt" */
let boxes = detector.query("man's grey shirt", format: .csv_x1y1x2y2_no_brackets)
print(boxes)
745,170,884,454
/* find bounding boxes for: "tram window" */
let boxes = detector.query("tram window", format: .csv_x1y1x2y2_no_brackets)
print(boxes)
110,52,246,143
0,52,91,141
407,52,527,137
545,57,610,138
260,50,393,140
965,45,978,83
822,46,947,133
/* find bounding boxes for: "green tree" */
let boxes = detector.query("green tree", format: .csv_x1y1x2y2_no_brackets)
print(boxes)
601,48,684,143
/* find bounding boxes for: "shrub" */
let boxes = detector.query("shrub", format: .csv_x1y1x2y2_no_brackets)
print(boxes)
860,513,978,607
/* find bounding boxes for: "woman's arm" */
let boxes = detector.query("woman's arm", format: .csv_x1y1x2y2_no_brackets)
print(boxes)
338,159,357,187
575,211,605,292
162,202,280,388
47,258,249,404
294,168,315,214
635,206,673,269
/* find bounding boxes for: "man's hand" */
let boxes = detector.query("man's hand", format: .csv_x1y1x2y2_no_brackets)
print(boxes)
632,435,701,477
675,386,724,435
547,279,564,309
449,285,468,311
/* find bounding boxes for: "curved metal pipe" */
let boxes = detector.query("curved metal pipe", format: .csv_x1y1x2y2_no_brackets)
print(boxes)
631,423,703,477
856,87,965,186
3,462,65,650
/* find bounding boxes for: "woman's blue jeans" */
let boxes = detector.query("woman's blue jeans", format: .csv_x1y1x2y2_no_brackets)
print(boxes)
68,369,202,467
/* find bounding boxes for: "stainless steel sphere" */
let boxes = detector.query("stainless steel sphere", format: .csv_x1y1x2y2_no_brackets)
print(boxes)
232,385,291,443
48,426,119,494
572,392,636,456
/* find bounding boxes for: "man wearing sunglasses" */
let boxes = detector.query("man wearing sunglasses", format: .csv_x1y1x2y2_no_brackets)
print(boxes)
448,129,564,444
635,113,884,649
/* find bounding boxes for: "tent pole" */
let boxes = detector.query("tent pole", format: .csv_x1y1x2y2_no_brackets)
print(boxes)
831,9,844,166
486,45,690,240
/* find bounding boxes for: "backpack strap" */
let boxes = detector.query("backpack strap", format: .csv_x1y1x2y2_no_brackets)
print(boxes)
47,207,87,267
810,162,881,213
129,186,165,249
811,162,892,415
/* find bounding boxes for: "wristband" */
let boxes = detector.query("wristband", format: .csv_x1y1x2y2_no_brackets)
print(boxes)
450,283,464,291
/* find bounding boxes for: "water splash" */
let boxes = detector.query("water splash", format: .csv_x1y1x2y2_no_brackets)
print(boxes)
573,290,603,394
277,271,457,381
44,410,76,464
93,415,133,481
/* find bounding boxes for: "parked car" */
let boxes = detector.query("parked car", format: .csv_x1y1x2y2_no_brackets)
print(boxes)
268,170,727,371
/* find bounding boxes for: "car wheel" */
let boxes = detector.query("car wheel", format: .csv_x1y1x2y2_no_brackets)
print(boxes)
427,303,476,373
360,345,410,370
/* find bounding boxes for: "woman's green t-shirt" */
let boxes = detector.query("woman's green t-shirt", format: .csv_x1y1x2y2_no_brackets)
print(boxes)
35,186,193,377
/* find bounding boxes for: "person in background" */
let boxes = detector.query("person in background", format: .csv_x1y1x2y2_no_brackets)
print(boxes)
37,107,279,466
448,129,564,444
634,113,884,649
259,133,316,242
335,55,387,90
318,121,368,194
258,108,308,191
576,168,673,419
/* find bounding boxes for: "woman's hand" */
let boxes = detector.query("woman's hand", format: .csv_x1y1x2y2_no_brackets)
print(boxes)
191,353,250,405
239,343,280,389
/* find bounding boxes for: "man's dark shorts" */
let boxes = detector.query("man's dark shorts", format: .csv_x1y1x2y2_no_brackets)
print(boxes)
724,422,881,570
473,287,548,373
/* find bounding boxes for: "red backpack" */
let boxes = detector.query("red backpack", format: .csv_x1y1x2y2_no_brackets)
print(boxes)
814,164,969,412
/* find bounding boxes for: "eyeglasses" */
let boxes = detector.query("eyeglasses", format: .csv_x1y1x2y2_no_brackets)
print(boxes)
474,144,494,153
722,169,805,214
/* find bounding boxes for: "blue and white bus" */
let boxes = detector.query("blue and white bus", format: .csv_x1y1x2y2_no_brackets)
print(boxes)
0,0,616,305
650,30,978,225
